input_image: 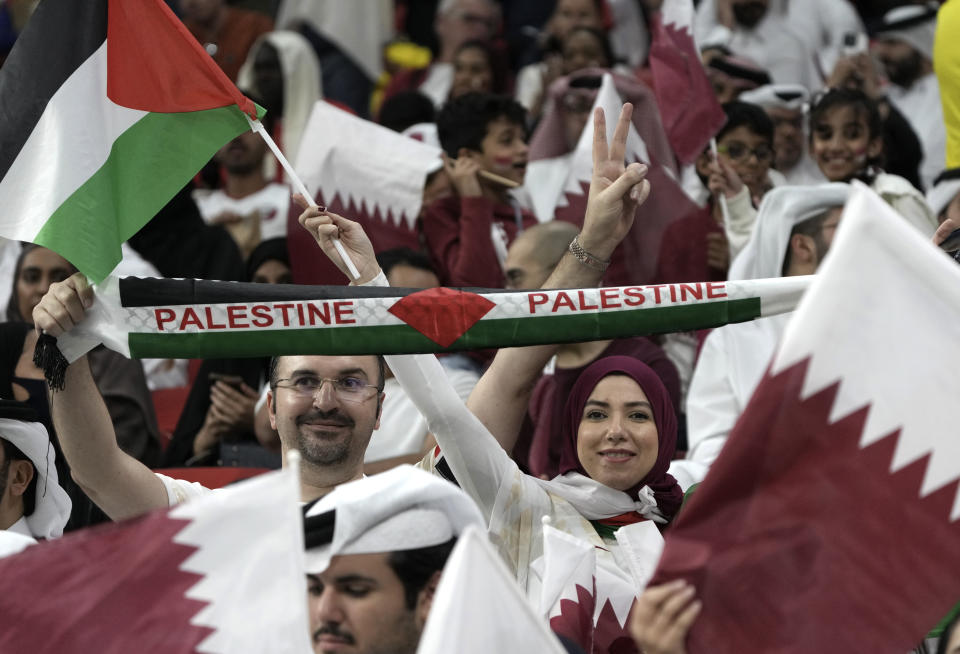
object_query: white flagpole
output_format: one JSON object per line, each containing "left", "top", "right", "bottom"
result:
{"left": 246, "top": 115, "right": 362, "bottom": 280}
{"left": 709, "top": 137, "right": 732, "bottom": 228}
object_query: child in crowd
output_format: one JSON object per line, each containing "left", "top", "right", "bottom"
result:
{"left": 422, "top": 92, "right": 537, "bottom": 288}
{"left": 808, "top": 87, "right": 937, "bottom": 234}
{"left": 448, "top": 39, "right": 509, "bottom": 101}
{"left": 656, "top": 101, "right": 777, "bottom": 283}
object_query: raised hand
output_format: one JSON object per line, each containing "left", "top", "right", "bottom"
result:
{"left": 442, "top": 153, "right": 483, "bottom": 198}
{"left": 32, "top": 272, "right": 94, "bottom": 336}
{"left": 294, "top": 194, "right": 381, "bottom": 284}
{"left": 210, "top": 380, "right": 259, "bottom": 431}
{"left": 707, "top": 156, "right": 744, "bottom": 200}
{"left": 580, "top": 103, "right": 651, "bottom": 261}
{"left": 630, "top": 580, "right": 702, "bottom": 654}
{"left": 705, "top": 231, "right": 731, "bottom": 272}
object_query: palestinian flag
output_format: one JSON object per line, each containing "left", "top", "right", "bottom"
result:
{"left": 0, "top": 0, "right": 259, "bottom": 282}
{"left": 651, "top": 183, "right": 960, "bottom": 652}
{"left": 47, "top": 275, "right": 809, "bottom": 369}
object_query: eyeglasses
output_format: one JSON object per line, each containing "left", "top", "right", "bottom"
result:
{"left": 275, "top": 376, "right": 381, "bottom": 403}
{"left": 717, "top": 141, "right": 773, "bottom": 163}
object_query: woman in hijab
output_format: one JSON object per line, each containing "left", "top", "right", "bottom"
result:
{"left": 2, "top": 245, "right": 161, "bottom": 529}
{"left": 388, "top": 348, "right": 680, "bottom": 654}
{"left": 389, "top": 332, "right": 681, "bottom": 653}
{"left": 303, "top": 101, "right": 671, "bottom": 653}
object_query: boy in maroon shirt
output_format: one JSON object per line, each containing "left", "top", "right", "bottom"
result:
{"left": 423, "top": 93, "right": 538, "bottom": 288}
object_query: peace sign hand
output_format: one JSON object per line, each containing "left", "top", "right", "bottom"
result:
{"left": 579, "top": 103, "right": 651, "bottom": 260}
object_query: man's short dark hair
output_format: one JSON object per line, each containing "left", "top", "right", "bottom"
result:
{"left": 375, "top": 248, "right": 436, "bottom": 280}
{"left": 387, "top": 537, "right": 457, "bottom": 609}
{"left": 780, "top": 207, "right": 837, "bottom": 275}
{"left": 378, "top": 91, "right": 436, "bottom": 133}
{"left": 436, "top": 92, "right": 527, "bottom": 158}
{"left": 0, "top": 439, "right": 36, "bottom": 516}
{"left": 717, "top": 100, "right": 775, "bottom": 145}
{"left": 268, "top": 355, "right": 387, "bottom": 393}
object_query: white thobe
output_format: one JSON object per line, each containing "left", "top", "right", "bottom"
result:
{"left": 887, "top": 74, "right": 948, "bottom": 190}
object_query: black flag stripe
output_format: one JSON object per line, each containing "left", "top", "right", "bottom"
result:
{"left": 0, "top": 0, "right": 108, "bottom": 178}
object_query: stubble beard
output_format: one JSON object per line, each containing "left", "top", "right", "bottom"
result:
{"left": 364, "top": 610, "right": 421, "bottom": 654}
{"left": 294, "top": 409, "right": 356, "bottom": 467}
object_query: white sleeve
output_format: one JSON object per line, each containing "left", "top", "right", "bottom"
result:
{"left": 723, "top": 186, "right": 758, "bottom": 261}
{"left": 361, "top": 270, "right": 517, "bottom": 518}
{"left": 385, "top": 353, "right": 517, "bottom": 521}
{"left": 684, "top": 329, "right": 740, "bottom": 469}
{"left": 155, "top": 473, "right": 215, "bottom": 506}
{"left": 443, "top": 366, "right": 479, "bottom": 403}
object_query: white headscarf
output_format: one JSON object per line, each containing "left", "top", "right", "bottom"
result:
{"left": 274, "top": 0, "right": 393, "bottom": 82}
{"left": 729, "top": 183, "right": 851, "bottom": 280}
{"left": 875, "top": 3, "right": 938, "bottom": 61}
{"left": 237, "top": 30, "right": 323, "bottom": 172}
{"left": 738, "top": 84, "right": 809, "bottom": 112}
{"left": 303, "top": 465, "right": 483, "bottom": 574}
{"left": 0, "top": 418, "right": 71, "bottom": 539}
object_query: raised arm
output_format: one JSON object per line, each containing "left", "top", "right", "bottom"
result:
{"left": 294, "top": 197, "right": 519, "bottom": 513}
{"left": 34, "top": 275, "right": 168, "bottom": 521}
{"left": 466, "top": 104, "right": 652, "bottom": 452}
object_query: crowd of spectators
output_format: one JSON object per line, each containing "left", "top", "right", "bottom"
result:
{"left": 1, "top": 0, "right": 958, "bottom": 652}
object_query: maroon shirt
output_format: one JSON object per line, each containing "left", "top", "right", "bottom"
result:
{"left": 653, "top": 203, "right": 727, "bottom": 284}
{"left": 420, "top": 195, "right": 537, "bottom": 288}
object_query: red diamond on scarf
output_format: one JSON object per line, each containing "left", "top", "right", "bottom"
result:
{"left": 388, "top": 287, "right": 496, "bottom": 347}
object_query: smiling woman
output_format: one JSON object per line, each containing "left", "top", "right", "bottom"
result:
{"left": 563, "top": 357, "right": 681, "bottom": 514}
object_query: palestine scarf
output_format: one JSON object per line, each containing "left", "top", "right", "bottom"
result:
{"left": 35, "top": 274, "right": 811, "bottom": 388}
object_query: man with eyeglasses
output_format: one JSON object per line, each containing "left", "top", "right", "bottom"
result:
{"left": 34, "top": 291, "right": 390, "bottom": 518}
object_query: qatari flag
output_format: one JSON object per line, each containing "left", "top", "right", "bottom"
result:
{"left": 287, "top": 101, "right": 441, "bottom": 284}
{"left": 652, "top": 182, "right": 960, "bottom": 652}
{"left": 0, "top": 466, "right": 310, "bottom": 653}
{"left": 648, "top": 0, "right": 725, "bottom": 164}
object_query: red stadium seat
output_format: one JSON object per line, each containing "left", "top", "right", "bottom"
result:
{"left": 152, "top": 467, "right": 269, "bottom": 489}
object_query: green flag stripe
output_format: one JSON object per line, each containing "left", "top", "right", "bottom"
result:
{"left": 128, "top": 297, "right": 762, "bottom": 359}
{"left": 34, "top": 104, "right": 253, "bottom": 282}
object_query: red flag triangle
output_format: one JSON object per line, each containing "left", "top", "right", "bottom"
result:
{"left": 106, "top": 0, "right": 254, "bottom": 116}
{"left": 388, "top": 287, "right": 496, "bottom": 347}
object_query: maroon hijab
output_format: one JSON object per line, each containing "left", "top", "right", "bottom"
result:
{"left": 557, "top": 355, "right": 684, "bottom": 520}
